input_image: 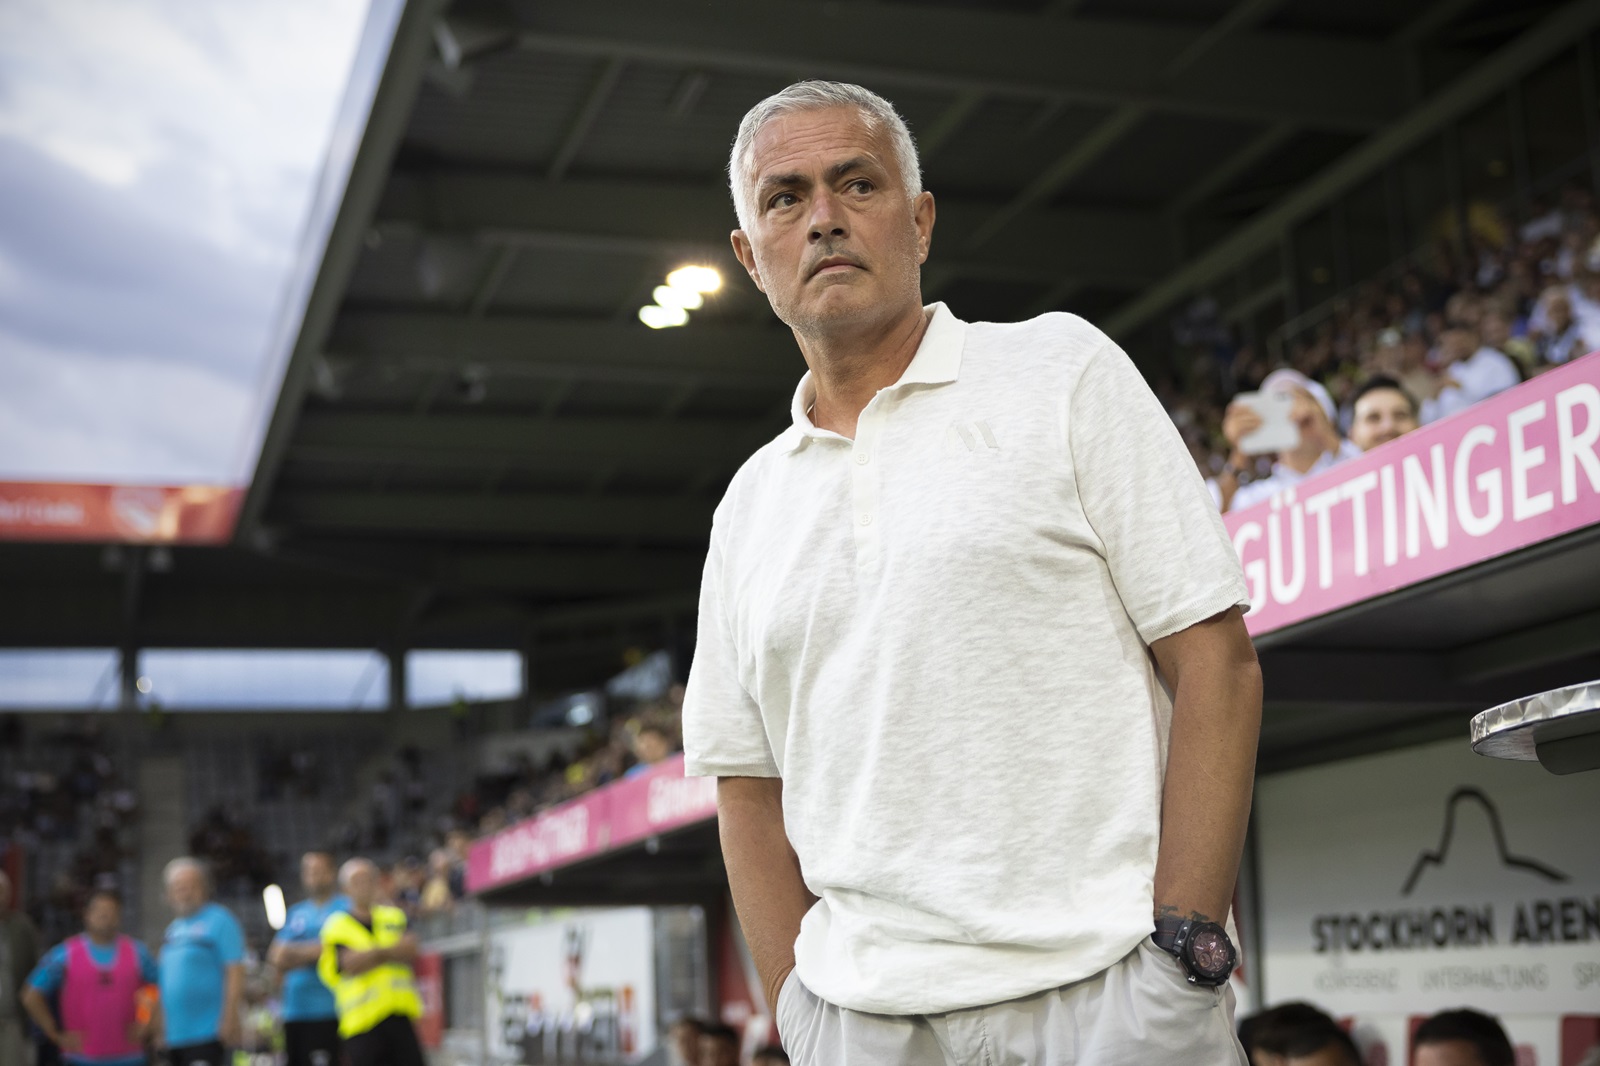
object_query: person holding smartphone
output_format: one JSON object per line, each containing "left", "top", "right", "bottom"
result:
{"left": 1216, "top": 369, "right": 1357, "bottom": 512}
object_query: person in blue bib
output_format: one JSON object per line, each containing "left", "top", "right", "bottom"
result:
{"left": 267, "top": 852, "right": 347, "bottom": 1066}
{"left": 155, "top": 859, "right": 244, "bottom": 1066}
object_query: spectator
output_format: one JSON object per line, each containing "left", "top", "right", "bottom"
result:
{"left": 1222, "top": 369, "right": 1357, "bottom": 511}
{"left": 1413, "top": 1009, "right": 1514, "bottom": 1066}
{"left": 156, "top": 858, "right": 245, "bottom": 1066}
{"left": 697, "top": 1024, "right": 740, "bottom": 1066}
{"left": 417, "top": 852, "right": 454, "bottom": 916}
{"left": 661, "top": 1016, "right": 706, "bottom": 1066}
{"left": 1, "top": 871, "right": 41, "bottom": 1066}
{"left": 266, "top": 852, "right": 347, "bottom": 1066}
{"left": 752, "top": 1047, "right": 790, "bottom": 1066}
{"left": 21, "top": 890, "right": 158, "bottom": 1066}
{"left": 624, "top": 725, "right": 676, "bottom": 779}
{"left": 1239, "top": 1001, "right": 1360, "bottom": 1066}
{"left": 1347, "top": 376, "right": 1420, "bottom": 452}
{"left": 1531, "top": 286, "right": 1588, "bottom": 365}
{"left": 1419, "top": 326, "right": 1521, "bottom": 424}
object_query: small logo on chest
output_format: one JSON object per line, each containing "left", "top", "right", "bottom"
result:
{"left": 944, "top": 419, "right": 1000, "bottom": 454}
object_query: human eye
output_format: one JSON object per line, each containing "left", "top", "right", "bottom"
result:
{"left": 766, "top": 191, "right": 798, "bottom": 210}
{"left": 847, "top": 178, "right": 874, "bottom": 194}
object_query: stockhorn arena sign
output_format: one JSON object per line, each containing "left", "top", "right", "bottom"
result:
{"left": 1257, "top": 736, "right": 1600, "bottom": 1053}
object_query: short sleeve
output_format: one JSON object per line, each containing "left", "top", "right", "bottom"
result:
{"left": 1068, "top": 342, "right": 1249, "bottom": 645}
{"left": 137, "top": 942, "right": 160, "bottom": 983}
{"left": 681, "top": 526, "right": 779, "bottom": 778}
{"left": 26, "top": 944, "right": 68, "bottom": 994}
{"left": 214, "top": 907, "right": 246, "bottom": 964}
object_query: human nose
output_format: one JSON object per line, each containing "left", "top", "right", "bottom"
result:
{"left": 808, "top": 187, "right": 846, "bottom": 243}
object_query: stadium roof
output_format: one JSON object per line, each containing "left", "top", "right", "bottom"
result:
{"left": 6, "top": 0, "right": 1598, "bottom": 711}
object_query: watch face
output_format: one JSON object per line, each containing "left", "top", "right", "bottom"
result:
{"left": 1188, "top": 925, "right": 1234, "bottom": 978}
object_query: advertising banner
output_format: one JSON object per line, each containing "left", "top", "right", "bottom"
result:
{"left": 468, "top": 755, "right": 717, "bottom": 894}
{"left": 0, "top": 481, "right": 242, "bottom": 543}
{"left": 414, "top": 951, "right": 445, "bottom": 1048}
{"left": 487, "top": 908, "right": 656, "bottom": 1064}
{"left": 1257, "top": 738, "right": 1600, "bottom": 1064}
{"left": 1225, "top": 353, "right": 1600, "bottom": 637}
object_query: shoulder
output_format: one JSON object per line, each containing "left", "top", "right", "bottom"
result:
{"left": 207, "top": 903, "right": 244, "bottom": 932}
{"left": 963, "top": 311, "right": 1115, "bottom": 380}
{"left": 709, "top": 430, "right": 800, "bottom": 537}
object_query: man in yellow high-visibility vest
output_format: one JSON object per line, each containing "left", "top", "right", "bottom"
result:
{"left": 317, "top": 860, "right": 424, "bottom": 1066}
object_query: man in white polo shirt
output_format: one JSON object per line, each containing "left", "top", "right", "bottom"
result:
{"left": 683, "top": 80, "right": 1261, "bottom": 1065}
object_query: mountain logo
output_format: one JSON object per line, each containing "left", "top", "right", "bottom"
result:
{"left": 1400, "top": 787, "right": 1569, "bottom": 897}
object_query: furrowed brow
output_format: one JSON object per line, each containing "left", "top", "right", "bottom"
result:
{"left": 756, "top": 172, "right": 807, "bottom": 199}
{"left": 826, "top": 157, "right": 876, "bottom": 182}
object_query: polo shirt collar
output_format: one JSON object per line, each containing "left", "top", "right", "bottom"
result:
{"left": 781, "top": 303, "right": 965, "bottom": 453}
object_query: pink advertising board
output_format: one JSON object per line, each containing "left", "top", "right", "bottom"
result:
{"left": 467, "top": 753, "right": 717, "bottom": 894}
{"left": 1225, "top": 352, "right": 1600, "bottom": 637}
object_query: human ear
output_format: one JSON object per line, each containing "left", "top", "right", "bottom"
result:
{"left": 730, "top": 229, "right": 766, "bottom": 294}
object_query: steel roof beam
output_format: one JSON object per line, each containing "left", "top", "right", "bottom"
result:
{"left": 289, "top": 412, "right": 779, "bottom": 468}
{"left": 502, "top": 0, "right": 1399, "bottom": 130}
{"left": 326, "top": 313, "right": 805, "bottom": 389}
{"left": 1101, "top": 0, "right": 1600, "bottom": 339}
{"left": 273, "top": 489, "right": 716, "bottom": 542}
{"left": 377, "top": 173, "right": 1171, "bottom": 287}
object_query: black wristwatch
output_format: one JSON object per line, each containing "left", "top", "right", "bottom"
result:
{"left": 1151, "top": 916, "right": 1236, "bottom": 987}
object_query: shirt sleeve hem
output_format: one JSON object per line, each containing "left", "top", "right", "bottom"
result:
{"left": 683, "top": 756, "right": 780, "bottom": 779}
{"left": 1137, "top": 584, "right": 1251, "bottom": 646}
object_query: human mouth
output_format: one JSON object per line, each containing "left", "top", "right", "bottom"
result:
{"left": 810, "top": 255, "right": 863, "bottom": 278}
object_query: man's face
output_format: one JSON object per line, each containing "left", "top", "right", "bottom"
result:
{"left": 698, "top": 1036, "right": 739, "bottom": 1066}
{"left": 343, "top": 862, "right": 378, "bottom": 908}
{"left": 1415, "top": 1039, "right": 1490, "bottom": 1066}
{"left": 302, "top": 853, "right": 336, "bottom": 896}
{"left": 1547, "top": 295, "right": 1572, "bottom": 329}
{"left": 166, "top": 867, "right": 206, "bottom": 916}
{"left": 732, "top": 106, "right": 933, "bottom": 337}
{"left": 1351, "top": 387, "right": 1418, "bottom": 451}
{"left": 1480, "top": 312, "right": 1511, "bottom": 347}
{"left": 84, "top": 896, "right": 121, "bottom": 939}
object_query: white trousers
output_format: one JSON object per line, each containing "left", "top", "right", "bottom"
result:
{"left": 775, "top": 939, "right": 1249, "bottom": 1066}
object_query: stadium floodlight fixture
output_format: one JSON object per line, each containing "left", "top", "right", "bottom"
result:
{"left": 666, "top": 265, "right": 721, "bottom": 294}
{"left": 135, "top": 676, "right": 152, "bottom": 694}
{"left": 652, "top": 284, "right": 704, "bottom": 311}
{"left": 639, "top": 304, "right": 689, "bottom": 329}
{"left": 263, "top": 884, "right": 287, "bottom": 930}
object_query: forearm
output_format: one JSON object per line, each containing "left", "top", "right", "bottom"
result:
{"left": 387, "top": 935, "right": 419, "bottom": 965}
{"left": 270, "top": 941, "right": 322, "bottom": 969}
{"left": 1151, "top": 610, "right": 1263, "bottom": 924}
{"left": 21, "top": 988, "right": 61, "bottom": 1042}
{"left": 223, "top": 964, "right": 244, "bottom": 1018}
{"left": 717, "top": 776, "right": 817, "bottom": 1012}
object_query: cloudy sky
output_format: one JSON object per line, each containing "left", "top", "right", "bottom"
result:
{"left": 0, "top": 0, "right": 391, "bottom": 486}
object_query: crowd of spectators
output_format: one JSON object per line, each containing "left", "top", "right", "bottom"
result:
{"left": 325, "top": 685, "right": 688, "bottom": 920}
{"left": 1236, "top": 1001, "right": 1564, "bottom": 1066}
{"left": 1156, "top": 184, "right": 1600, "bottom": 512}
{"left": 0, "top": 716, "right": 140, "bottom": 944}
{"left": 187, "top": 804, "right": 277, "bottom": 895}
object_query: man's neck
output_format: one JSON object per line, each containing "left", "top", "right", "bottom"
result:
{"left": 796, "top": 301, "right": 930, "bottom": 439}
{"left": 309, "top": 890, "right": 334, "bottom": 906}
{"left": 86, "top": 931, "right": 116, "bottom": 946}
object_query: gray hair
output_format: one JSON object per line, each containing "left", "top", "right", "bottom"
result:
{"left": 728, "top": 80, "right": 922, "bottom": 230}
{"left": 163, "top": 857, "right": 211, "bottom": 892}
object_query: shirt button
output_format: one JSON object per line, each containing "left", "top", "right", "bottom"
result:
{"left": 855, "top": 452, "right": 870, "bottom": 465}
{"left": 859, "top": 513, "right": 873, "bottom": 526}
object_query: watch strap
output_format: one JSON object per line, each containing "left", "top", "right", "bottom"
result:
{"left": 1150, "top": 915, "right": 1185, "bottom": 956}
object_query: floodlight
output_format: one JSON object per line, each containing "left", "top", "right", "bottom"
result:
{"left": 263, "top": 884, "right": 287, "bottom": 930}
{"left": 639, "top": 304, "right": 689, "bottom": 329}
{"left": 666, "top": 265, "right": 721, "bottom": 294}
{"left": 653, "top": 285, "right": 703, "bottom": 311}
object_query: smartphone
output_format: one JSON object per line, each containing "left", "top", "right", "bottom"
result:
{"left": 1234, "top": 390, "right": 1299, "bottom": 455}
